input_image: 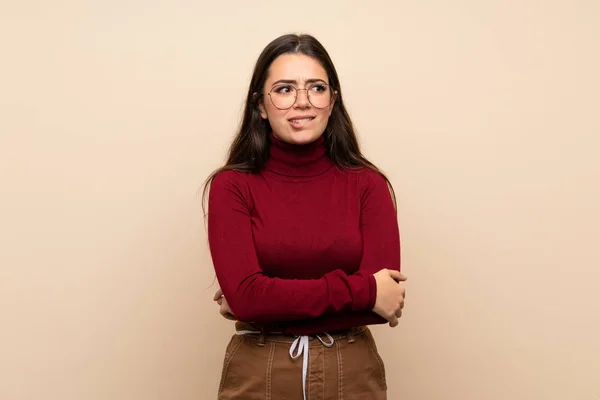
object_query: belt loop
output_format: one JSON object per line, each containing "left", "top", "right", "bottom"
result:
{"left": 347, "top": 328, "right": 355, "bottom": 344}
{"left": 257, "top": 327, "right": 266, "bottom": 347}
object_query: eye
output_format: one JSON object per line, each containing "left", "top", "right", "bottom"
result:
{"left": 273, "top": 85, "right": 294, "bottom": 94}
{"left": 310, "top": 84, "right": 328, "bottom": 92}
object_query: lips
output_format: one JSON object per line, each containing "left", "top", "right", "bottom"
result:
{"left": 288, "top": 116, "right": 315, "bottom": 122}
{"left": 288, "top": 116, "right": 315, "bottom": 128}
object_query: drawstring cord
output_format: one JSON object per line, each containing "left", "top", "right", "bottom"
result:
{"left": 289, "top": 334, "right": 335, "bottom": 400}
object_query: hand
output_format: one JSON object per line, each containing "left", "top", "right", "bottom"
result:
{"left": 213, "top": 288, "right": 237, "bottom": 321}
{"left": 372, "top": 269, "right": 407, "bottom": 327}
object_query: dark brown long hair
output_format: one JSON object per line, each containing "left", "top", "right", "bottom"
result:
{"left": 201, "top": 33, "right": 396, "bottom": 213}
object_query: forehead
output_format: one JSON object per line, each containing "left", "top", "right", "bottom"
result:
{"left": 266, "top": 53, "right": 329, "bottom": 84}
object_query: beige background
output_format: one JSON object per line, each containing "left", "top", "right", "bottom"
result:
{"left": 1, "top": 1, "right": 599, "bottom": 399}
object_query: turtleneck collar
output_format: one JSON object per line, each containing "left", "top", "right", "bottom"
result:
{"left": 265, "top": 132, "right": 334, "bottom": 177}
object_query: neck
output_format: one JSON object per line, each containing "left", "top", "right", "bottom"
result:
{"left": 265, "top": 132, "right": 333, "bottom": 177}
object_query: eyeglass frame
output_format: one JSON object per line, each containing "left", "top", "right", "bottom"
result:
{"left": 254, "top": 83, "right": 339, "bottom": 110}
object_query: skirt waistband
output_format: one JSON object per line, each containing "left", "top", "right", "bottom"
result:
{"left": 234, "top": 321, "right": 366, "bottom": 346}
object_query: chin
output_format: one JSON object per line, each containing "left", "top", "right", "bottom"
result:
{"left": 281, "top": 130, "right": 323, "bottom": 145}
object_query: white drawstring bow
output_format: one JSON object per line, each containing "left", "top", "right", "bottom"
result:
{"left": 289, "top": 333, "right": 335, "bottom": 400}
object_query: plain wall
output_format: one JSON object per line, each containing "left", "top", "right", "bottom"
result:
{"left": 1, "top": 1, "right": 599, "bottom": 399}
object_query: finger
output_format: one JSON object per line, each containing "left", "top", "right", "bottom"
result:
{"left": 220, "top": 305, "right": 236, "bottom": 320}
{"left": 388, "top": 315, "right": 399, "bottom": 327}
{"left": 223, "top": 312, "right": 237, "bottom": 321}
{"left": 220, "top": 309, "right": 233, "bottom": 320}
{"left": 213, "top": 288, "right": 223, "bottom": 301}
{"left": 220, "top": 305, "right": 229, "bottom": 316}
{"left": 220, "top": 301, "right": 231, "bottom": 312}
{"left": 395, "top": 307, "right": 403, "bottom": 318}
{"left": 387, "top": 270, "right": 407, "bottom": 282}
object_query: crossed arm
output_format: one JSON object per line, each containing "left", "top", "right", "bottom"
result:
{"left": 207, "top": 169, "right": 404, "bottom": 328}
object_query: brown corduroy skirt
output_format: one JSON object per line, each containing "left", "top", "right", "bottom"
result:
{"left": 217, "top": 323, "right": 387, "bottom": 400}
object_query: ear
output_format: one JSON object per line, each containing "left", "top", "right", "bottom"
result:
{"left": 254, "top": 92, "right": 268, "bottom": 119}
{"left": 328, "top": 90, "right": 338, "bottom": 117}
{"left": 258, "top": 101, "right": 268, "bottom": 119}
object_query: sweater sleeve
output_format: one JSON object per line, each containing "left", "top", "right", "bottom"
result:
{"left": 207, "top": 171, "right": 376, "bottom": 323}
{"left": 353, "top": 168, "right": 402, "bottom": 309}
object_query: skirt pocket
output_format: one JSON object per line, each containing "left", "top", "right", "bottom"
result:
{"left": 218, "top": 335, "right": 244, "bottom": 395}
{"left": 363, "top": 328, "right": 388, "bottom": 392}
{"left": 338, "top": 328, "right": 388, "bottom": 398}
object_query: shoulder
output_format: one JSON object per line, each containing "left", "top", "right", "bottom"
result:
{"left": 344, "top": 166, "right": 389, "bottom": 191}
{"left": 209, "top": 170, "right": 253, "bottom": 201}
{"left": 211, "top": 169, "right": 246, "bottom": 187}
{"left": 342, "top": 166, "right": 394, "bottom": 207}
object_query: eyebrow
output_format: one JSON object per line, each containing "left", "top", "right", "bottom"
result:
{"left": 270, "top": 78, "right": 327, "bottom": 87}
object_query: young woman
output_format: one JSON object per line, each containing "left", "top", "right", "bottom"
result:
{"left": 203, "top": 33, "right": 406, "bottom": 400}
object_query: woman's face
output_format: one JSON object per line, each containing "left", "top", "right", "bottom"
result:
{"left": 258, "top": 53, "right": 336, "bottom": 145}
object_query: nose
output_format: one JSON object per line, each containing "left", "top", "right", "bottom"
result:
{"left": 294, "top": 88, "right": 310, "bottom": 108}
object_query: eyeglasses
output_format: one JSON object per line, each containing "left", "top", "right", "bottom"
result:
{"left": 264, "top": 83, "right": 338, "bottom": 110}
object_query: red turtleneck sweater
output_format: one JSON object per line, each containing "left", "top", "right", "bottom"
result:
{"left": 207, "top": 133, "right": 401, "bottom": 335}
